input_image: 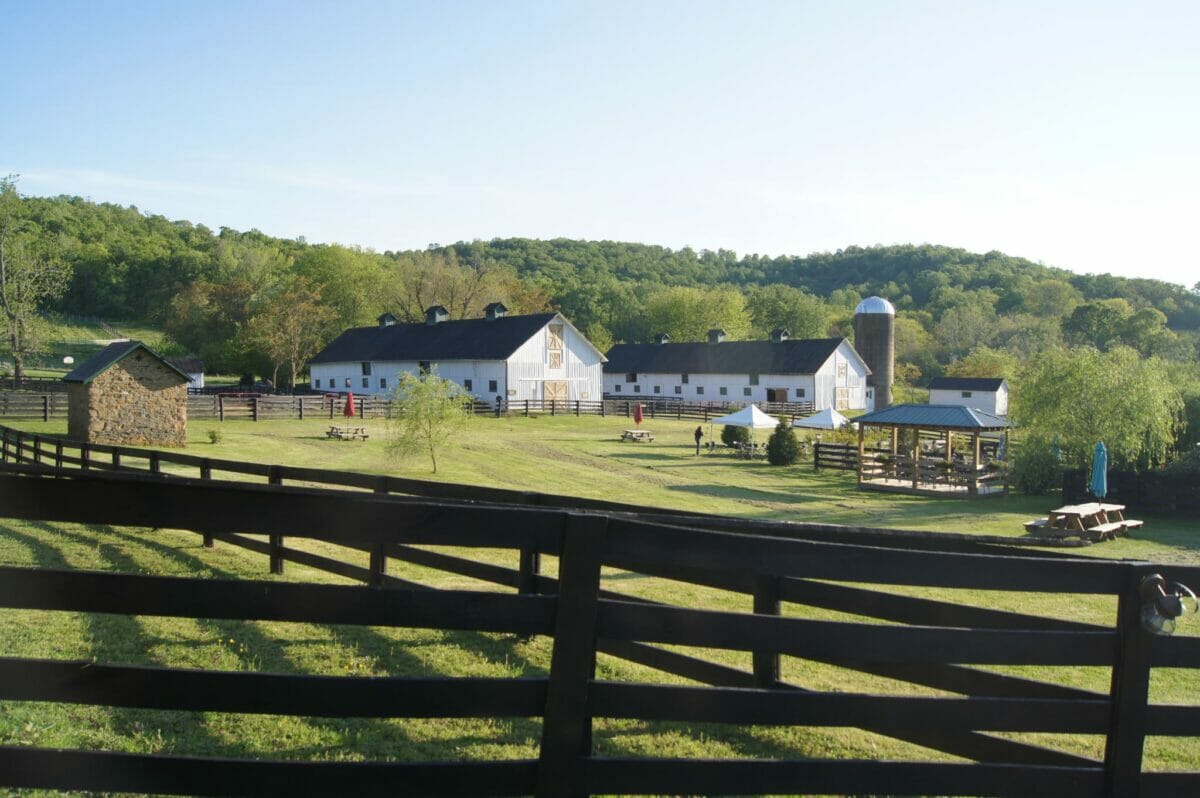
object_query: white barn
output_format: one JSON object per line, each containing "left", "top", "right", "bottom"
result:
{"left": 308, "top": 304, "right": 606, "bottom": 404}
{"left": 603, "top": 329, "right": 872, "bottom": 411}
{"left": 927, "top": 377, "right": 1009, "bottom": 416}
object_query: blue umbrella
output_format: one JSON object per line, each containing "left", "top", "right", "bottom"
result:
{"left": 1090, "top": 441, "right": 1108, "bottom": 499}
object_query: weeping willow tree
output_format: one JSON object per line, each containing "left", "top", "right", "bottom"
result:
{"left": 1009, "top": 346, "right": 1182, "bottom": 490}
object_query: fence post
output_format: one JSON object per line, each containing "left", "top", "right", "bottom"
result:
{"left": 329, "top": 396, "right": 334, "bottom": 420}
{"left": 299, "top": 397, "right": 305, "bottom": 420}
{"left": 252, "top": 396, "right": 259, "bottom": 422}
{"left": 218, "top": 395, "right": 225, "bottom": 422}
{"left": 200, "top": 458, "right": 214, "bottom": 547}
{"left": 32, "top": 436, "right": 41, "bottom": 464}
{"left": 525, "top": 400, "right": 530, "bottom": 417}
{"left": 814, "top": 442, "right": 821, "bottom": 471}
{"left": 753, "top": 576, "right": 782, "bottom": 688}
{"left": 536, "top": 513, "right": 607, "bottom": 797}
{"left": 1, "top": 428, "right": 7, "bottom": 463}
{"left": 54, "top": 441, "right": 63, "bottom": 470}
{"left": 14, "top": 430, "right": 22, "bottom": 463}
{"left": 360, "top": 398, "right": 366, "bottom": 419}
{"left": 268, "top": 466, "right": 284, "bottom": 574}
{"left": 149, "top": 451, "right": 160, "bottom": 475}
{"left": 625, "top": 401, "right": 630, "bottom": 418}
{"left": 575, "top": 400, "right": 580, "bottom": 417}
{"left": 42, "top": 395, "right": 49, "bottom": 422}
{"left": 600, "top": 400, "right": 605, "bottom": 418}
{"left": 551, "top": 400, "right": 556, "bottom": 416}
{"left": 1104, "top": 565, "right": 1156, "bottom": 797}
{"left": 111, "top": 450, "right": 121, "bottom": 470}
{"left": 518, "top": 547, "right": 542, "bottom": 596}
{"left": 650, "top": 403, "right": 655, "bottom": 419}
{"left": 495, "top": 397, "right": 502, "bottom": 418}
{"left": 80, "top": 443, "right": 89, "bottom": 470}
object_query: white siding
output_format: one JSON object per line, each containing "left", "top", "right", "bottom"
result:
{"left": 929, "top": 385, "right": 1007, "bottom": 416}
{"left": 506, "top": 317, "right": 604, "bottom": 402}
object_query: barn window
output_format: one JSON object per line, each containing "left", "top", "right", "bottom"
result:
{"left": 653, "top": 385, "right": 660, "bottom": 394}
{"left": 312, "top": 377, "right": 319, "bottom": 388}
{"left": 361, "top": 362, "right": 372, "bottom": 376}
{"left": 696, "top": 386, "right": 705, "bottom": 395}
{"left": 681, "top": 373, "right": 689, "bottom": 384}
{"left": 549, "top": 351, "right": 563, "bottom": 369}
{"left": 674, "top": 385, "right": 682, "bottom": 394}
{"left": 464, "top": 379, "right": 473, "bottom": 391}
{"left": 749, "top": 373, "right": 759, "bottom": 385}
{"left": 329, "top": 378, "right": 335, "bottom": 388}
{"left": 743, "top": 387, "right": 752, "bottom": 397}
{"left": 962, "top": 391, "right": 973, "bottom": 398}
{"left": 488, "top": 380, "right": 497, "bottom": 392}
{"left": 796, "top": 388, "right": 806, "bottom": 398}
{"left": 380, "top": 378, "right": 387, "bottom": 389}
{"left": 614, "top": 384, "right": 621, "bottom": 392}
{"left": 634, "top": 385, "right": 641, "bottom": 393}
{"left": 625, "top": 372, "right": 637, "bottom": 382}
{"left": 720, "top": 387, "right": 727, "bottom": 396}
{"left": 362, "top": 377, "right": 369, "bottom": 389}
{"left": 344, "top": 378, "right": 351, "bottom": 388}
{"left": 838, "top": 363, "right": 848, "bottom": 380}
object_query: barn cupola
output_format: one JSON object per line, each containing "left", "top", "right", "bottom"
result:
{"left": 377, "top": 312, "right": 398, "bottom": 328}
{"left": 707, "top": 329, "right": 726, "bottom": 344}
{"left": 770, "top": 328, "right": 790, "bottom": 343}
{"left": 425, "top": 305, "right": 449, "bottom": 325}
{"left": 655, "top": 333, "right": 670, "bottom": 345}
{"left": 483, "top": 302, "right": 508, "bottom": 321}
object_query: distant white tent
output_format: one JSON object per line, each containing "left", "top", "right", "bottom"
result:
{"left": 792, "top": 408, "right": 856, "bottom": 430}
{"left": 710, "top": 404, "right": 780, "bottom": 429}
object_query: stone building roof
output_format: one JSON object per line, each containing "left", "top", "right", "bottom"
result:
{"left": 63, "top": 341, "right": 191, "bottom": 384}
{"left": 927, "top": 377, "right": 1006, "bottom": 391}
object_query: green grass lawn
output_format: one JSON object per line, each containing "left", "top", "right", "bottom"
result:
{"left": 2, "top": 414, "right": 1199, "bottom": 785}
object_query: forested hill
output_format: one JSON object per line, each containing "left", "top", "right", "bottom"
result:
{"left": 8, "top": 192, "right": 1200, "bottom": 379}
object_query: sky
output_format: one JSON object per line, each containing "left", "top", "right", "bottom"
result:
{"left": 2, "top": 1, "right": 1198, "bottom": 287}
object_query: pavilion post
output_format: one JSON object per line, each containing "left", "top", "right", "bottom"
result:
{"left": 944, "top": 429, "right": 952, "bottom": 463}
{"left": 912, "top": 426, "right": 921, "bottom": 490}
{"left": 970, "top": 432, "right": 982, "bottom": 495}
{"left": 1003, "top": 428, "right": 1011, "bottom": 493}
{"left": 890, "top": 427, "right": 898, "bottom": 456}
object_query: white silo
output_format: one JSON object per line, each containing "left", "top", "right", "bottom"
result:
{"left": 853, "top": 296, "right": 895, "bottom": 410}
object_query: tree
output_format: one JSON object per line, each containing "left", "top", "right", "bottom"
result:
{"left": 745, "top": 285, "right": 828, "bottom": 339}
{"left": 945, "top": 346, "right": 1018, "bottom": 380}
{"left": 766, "top": 417, "right": 800, "bottom": 465}
{"left": 1010, "top": 346, "right": 1182, "bottom": 482}
{"left": 642, "top": 285, "right": 750, "bottom": 342}
{"left": 386, "top": 371, "right": 473, "bottom": 473}
{"left": 0, "top": 177, "right": 71, "bottom": 384}
{"left": 246, "top": 277, "right": 336, "bottom": 389}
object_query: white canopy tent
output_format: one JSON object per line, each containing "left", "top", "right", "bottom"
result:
{"left": 792, "top": 407, "right": 856, "bottom": 431}
{"left": 710, "top": 404, "right": 780, "bottom": 429}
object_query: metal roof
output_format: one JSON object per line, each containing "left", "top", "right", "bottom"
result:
{"left": 604, "top": 337, "right": 869, "bottom": 376}
{"left": 310, "top": 312, "right": 606, "bottom": 364}
{"left": 928, "top": 377, "right": 1006, "bottom": 391}
{"left": 854, "top": 296, "right": 896, "bottom": 316}
{"left": 63, "top": 341, "right": 192, "bottom": 385}
{"left": 855, "top": 403, "right": 1012, "bottom": 430}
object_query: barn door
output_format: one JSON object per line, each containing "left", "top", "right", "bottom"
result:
{"left": 544, "top": 381, "right": 568, "bottom": 402}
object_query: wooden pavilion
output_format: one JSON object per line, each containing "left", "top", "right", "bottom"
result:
{"left": 853, "top": 403, "right": 1012, "bottom": 497}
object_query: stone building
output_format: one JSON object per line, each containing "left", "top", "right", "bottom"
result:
{"left": 63, "top": 341, "right": 190, "bottom": 446}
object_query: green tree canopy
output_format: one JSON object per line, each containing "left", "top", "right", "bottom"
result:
{"left": 386, "top": 371, "right": 474, "bottom": 473}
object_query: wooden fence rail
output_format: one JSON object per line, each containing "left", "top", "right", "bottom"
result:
{"left": 0, "top": 431, "right": 1197, "bottom": 795}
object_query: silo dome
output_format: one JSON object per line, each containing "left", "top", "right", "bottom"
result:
{"left": 854, "top": 296, "right": 896, "bottom": 316}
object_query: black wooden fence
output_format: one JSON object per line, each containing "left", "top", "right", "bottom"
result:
{"left": 0, "top": 429, "right": 1198, "bottom": 795}
{"left": 1063, "top": 468, "right": 1200, "bottom": 518}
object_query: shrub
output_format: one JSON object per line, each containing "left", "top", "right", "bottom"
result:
{"left": 1011, "top": 438, "right": 1060, "bottom": 494}
{"left": 207, "top": 429, "right": 222, "bottom": 445}
{"left": 767, "top": 418, "right": 800, "bottom": 466}
{"left": 721, "top": 425, "right": 751, "bottom": 447}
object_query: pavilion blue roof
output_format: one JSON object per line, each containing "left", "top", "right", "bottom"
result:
{"left": 855, "top": 403, "right": 1011, "bottom": 430}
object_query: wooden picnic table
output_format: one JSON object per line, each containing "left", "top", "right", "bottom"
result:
{"left": 1028, "top": 502, "right": 1141, "bottom": 541}
{"left": 327, "top": 425, "right": 369, "bottom": 440}
{"left": 620, "top": 429, "right": 654, "bottom": 442}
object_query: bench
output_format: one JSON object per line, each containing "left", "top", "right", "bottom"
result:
{"left": 1121, "top": 519, "right": 1144, "bottom": 535}
{"left": 1085, "top": 521, "right": 1125, "bottom": 541}
{"left": 327, "top": 425, "right": 369, "bottom": 441}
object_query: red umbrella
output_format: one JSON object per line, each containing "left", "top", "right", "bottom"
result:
{"left": 633, "top": 403, "right": 644, "bottom": 426}
{"left": 343, "top": 391, "right": 357, "bottom": 418}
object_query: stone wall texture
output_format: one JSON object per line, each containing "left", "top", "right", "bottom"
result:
{"left": 67, "top": 353, "right": 188, "bottom": 447}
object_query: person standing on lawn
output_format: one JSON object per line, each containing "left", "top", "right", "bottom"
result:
{"left": 694, "top": 425, "right": 704, "bottom": 455}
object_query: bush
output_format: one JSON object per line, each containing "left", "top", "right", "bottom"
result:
{"left": 767, "top": 419, "right": 800, "bottom": 466}
{"left": 721, "top": 425, "right": 751, "bottom": 447}
{"left": 207, "top": 429, "right": 222, "bottom": 445}
{"left": 1011, "top": 439, "right": 1060, "bottom": 494}
{"left": 1165, "top": 446, "right": 1200, "bottom": 478}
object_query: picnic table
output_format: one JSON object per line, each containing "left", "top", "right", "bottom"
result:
{"left": 1025, "top": 502, "right": 1143, "bottom": 541}
{"left": 327, "top": 425, "right": 369, "bottom": 441}
{"left": 620, "top": 429, "right": 654, "bottom": 442}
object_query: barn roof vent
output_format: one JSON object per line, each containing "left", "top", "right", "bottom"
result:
{"left": 770, "top": 328, "right": 790, "bottom": 342}
{"left": 483, "top": 302, "right": 508, "bottom": 321}
{"left": 707, "top": 329, "right": 726, "bottom": 344}
{"left": 425, "top": 305, "right": 449, "bottom": 325}
{"left": 378, "top": 312, "right": 398, "bottom": 328}
{"left": 655, "top": 333, "right": 670, "bottom": 345}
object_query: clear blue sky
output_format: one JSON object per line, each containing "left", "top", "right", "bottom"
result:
{"left": 3, "top": 1, "right": 1197, "bottom": 286}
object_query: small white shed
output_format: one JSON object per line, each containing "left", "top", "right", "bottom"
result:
{"left": 927, "top": 377, "right": 1008, "bottom": 416}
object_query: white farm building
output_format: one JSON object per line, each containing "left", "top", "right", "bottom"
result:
{"left": 308, "top": 304, "right": 606, "bottom": 404}
{"left": 603, "top": 329, "right": 872, "bottom": 411}
{"left": 927, "top": 377, "right": 1009, "bottom": 416}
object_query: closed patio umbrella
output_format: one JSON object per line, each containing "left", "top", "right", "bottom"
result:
{"left": 1090, "top": 441, "right": 1108, "bottom": 499}
{"left": 633, "top": 403, "right": 643, "bottom": 426}
{"left": 344, "top": 391, "right": 357, "bottom": 418}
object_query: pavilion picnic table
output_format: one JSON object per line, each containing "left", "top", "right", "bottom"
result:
{"left": 1025, "top": 502, "right": 1143, "bottom": 541}
{"left": 620, "top": 429, "right": 654, "bottom": 442}
{"left": 327, "top": 425, "right": 369, "bottom": 440}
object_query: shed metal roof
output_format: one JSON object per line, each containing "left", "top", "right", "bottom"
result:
{"left": 855, "top": 403, "right": 1012, "bottom": 430}
{"left": 928, "top": 377, "right": 1006, "bottom": 391}
{"left": 603, "top": 338, "right": 866, "bottom": 376}
{"left": 62, "top": 341, "right": 192, "bottom": 385}
{"left": 309, "top": 312, "right": 604, "bottom": 364}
